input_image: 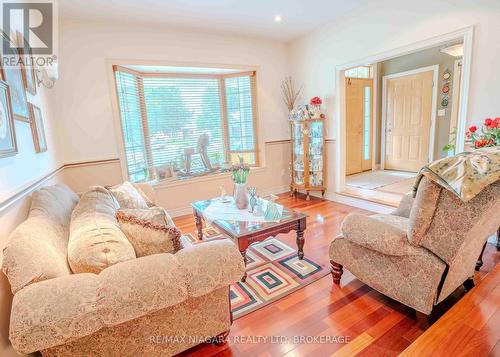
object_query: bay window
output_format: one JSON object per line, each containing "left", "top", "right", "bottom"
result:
{"left": 113, "top": 65, "right": 258, "bottom": 182}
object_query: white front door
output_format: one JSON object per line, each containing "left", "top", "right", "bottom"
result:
{"left": 384, "top": 69, "right": 434, "bottom": 172}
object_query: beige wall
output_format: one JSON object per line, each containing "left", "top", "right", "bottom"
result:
{"left": 289, "top": 0, "right": 500, "bottom": 194}
{"left": 55, "top": 19, "right": 291, "bottom": 164}
{"left": 60, "top": 142, "right": 291, "bottom": 215}
{"left": 53, "top": 18, "right": 295, "bottom": 212}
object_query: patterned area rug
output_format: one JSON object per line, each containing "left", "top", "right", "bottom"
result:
{"left": 183, "top": 228, "right": 330, "bottom": 319}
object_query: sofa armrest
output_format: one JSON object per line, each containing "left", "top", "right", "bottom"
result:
{"left": 176, "top": 239, "right": 245, "bottom": 297}
{"left": 341, "top": 214, "right": 414, "bottom": 256}
{"left": 98, "top": 253, "right": 187, "bottom": 325}
{"left": 9, "top": 273, "right": 102, "bottom": 354}
{"left": 9, "top": 254, "right": 188, "bottom": 354}
{"left": 391, "top": 193, "right": 414, "bottom": 218}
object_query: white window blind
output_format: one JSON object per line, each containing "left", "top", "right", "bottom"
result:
{"left": 142, "top": 77, "right": 224, "bottom": 169}
{"left": 114, "top": 66, "right": 258, "bottom": 182}
{"left": 225, "top": 75, "right": 257, "bottom": 164}
{"left": 115, "top": 71, "right": 148, "bottom": 182}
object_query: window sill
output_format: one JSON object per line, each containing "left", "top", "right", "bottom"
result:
{"left": 150, "top": 166, "right": 266, "bottom": 191}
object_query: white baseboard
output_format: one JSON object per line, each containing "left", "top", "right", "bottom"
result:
{"left": 168, "top": 185, "right": 290, "bottom": 218}
{"left": 325, "top": 192, "right": 394, "bottom": 214}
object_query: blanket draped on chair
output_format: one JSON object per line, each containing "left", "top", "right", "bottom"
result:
{"left": 413, "top": 147, "right": 500, "bottom": 202}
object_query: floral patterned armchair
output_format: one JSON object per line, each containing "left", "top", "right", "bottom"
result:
{"left": 329, "top": 176, "right": 500, "bottom": 326}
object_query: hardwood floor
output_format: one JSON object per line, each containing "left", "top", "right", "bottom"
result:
{"left": 400, "top": 264, "right": 500, "bottom": 356}
{"left": 173, "top": 193, "right": 500, "bottom": 357}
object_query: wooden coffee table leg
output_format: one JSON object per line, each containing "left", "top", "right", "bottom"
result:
{"left": 296, "top": 217, "right": 306, "bottom": 260}
{"left": 296, "top": 229, "right": 305, "bottom": 260}
{"left": 194, "top": 210, "right": 203, "bottom": 240}
{"left": 241, "top": 250, "right": 248, "bottom": 282}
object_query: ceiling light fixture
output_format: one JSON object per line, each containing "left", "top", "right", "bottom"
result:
{"left": 274, "top": 14, "right": 282, "bottom": 23}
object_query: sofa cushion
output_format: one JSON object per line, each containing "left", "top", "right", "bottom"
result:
{"left": 108, "top": 181, "right": 149, "bottom": 209}
{"left": 341, "top": 213, "right": 413, "bottom": 256}
{"left": 2, "top": 184, "right": 78, "bottom": 293}
{"left": 68, "top": 186, "right": 136, "bottom": 274}
{"left": 116, "top": 208, "right": 181, "bottom": 257}
{"left": 29, "top": 184, "right": 80, "bottom": 225}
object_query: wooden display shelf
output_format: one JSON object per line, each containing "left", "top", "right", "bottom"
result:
{"left": 290, "top": 118, "right": 326, "bottom": 200}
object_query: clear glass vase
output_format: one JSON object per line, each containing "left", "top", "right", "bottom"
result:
{"left": 233, "top": 183, "right": 249, "bottom": 209}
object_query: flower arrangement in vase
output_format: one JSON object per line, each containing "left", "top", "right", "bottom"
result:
{"left": 309, "top": 96, "right": 325, "bottom": 119}
{"left": 466, "top": 117, "right": 500, "bottom": 149}
{"left": 231, "top": 158, "right": 250, "bottom": 209}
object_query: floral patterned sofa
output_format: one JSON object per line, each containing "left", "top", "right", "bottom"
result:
{"left": 2, "top": 184, "right": 245, "bottom": 356}
{"left": 330, "top": 176, "right": 500, "bottom": 325}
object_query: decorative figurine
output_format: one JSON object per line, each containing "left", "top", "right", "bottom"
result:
{"left": 248, "top": 187, "right": 257, "bottom": 212}
{"left": 254, "top": 197, "right": 264, "bottom": 216}
{"left": 264, "top": 194, "right": 281, "bottom": 221}
{"left": 183, "top": 133, "right": 214, "bottom": 175}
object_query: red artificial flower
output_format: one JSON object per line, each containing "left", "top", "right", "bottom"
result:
{"left": 310, "top": 96, "right": 322, "bottom": 106}
{"left": 485, "top": 118, "right": 493, "bottom": 127}
{"left": 490, "top": 120, "right": 498, "bottom": 128}
{"left": 488, "top": 139, "right": 494, "bottom": 145}
{"left": 495, "top": 117, "right": 500, "bottom": 123}
{"left": 469, "top": 125, "right": 477, "bottom": 133}
{"left": 475, "top": 139, "right": 486, "bottom": 148}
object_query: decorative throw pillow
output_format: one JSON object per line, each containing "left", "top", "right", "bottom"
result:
{"left": 116, "top": 207, "right": 181, "bottom": 257}
{"left": 108, "top": 181, "right": 149, "bottom": 209}
{"left": 133, "top": 183, "right": 155, "bottom": 207}
{"left": 68, "top": 186, "right": 136, "bottom": 274}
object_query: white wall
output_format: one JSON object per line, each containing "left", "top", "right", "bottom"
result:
{"left": 289, "top": 0, "right": 500, "bottom": 136}
{"left": 0, "top": 16, "right": 62, "bottom": 204}
{"left": 56, "top": 19, "right": 291, "bottom": 165}
{"left": 289, "top": 0, "right": 500, "bottom": 193}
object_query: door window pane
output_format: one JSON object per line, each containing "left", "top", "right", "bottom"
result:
{"left": 363, "top": 86, "right": 371, "bottom": 160}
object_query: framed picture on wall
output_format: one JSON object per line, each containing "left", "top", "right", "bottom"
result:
{"left": 0, "top": 31, "right": 30, "bottom": 122}
{"left": 29, "top": 103, "right": 47, "bottom": 153}
{"left": 0, "top": 80, "right": 18, "bottom": 158}
{"left": 16, "top": 31, "right": 37, "bottom": 96}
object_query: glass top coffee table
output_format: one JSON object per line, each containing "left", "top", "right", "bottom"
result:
{"left": 192, "top": 198, "right": 307, "bottom": 281}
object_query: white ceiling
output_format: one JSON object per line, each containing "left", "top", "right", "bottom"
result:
{"left": 59, "top": 0, "right": 365, "bottom": 42}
